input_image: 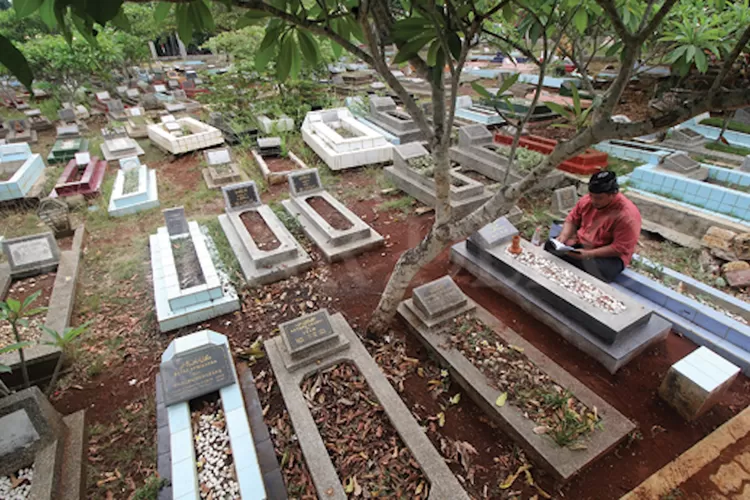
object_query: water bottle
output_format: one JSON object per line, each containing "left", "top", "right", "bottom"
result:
{"left": 531, "top": 226, "right": 543, "bottom": 246}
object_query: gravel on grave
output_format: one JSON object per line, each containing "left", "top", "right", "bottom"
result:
{"left": 193, "top": 400, "right": 240, "bottom": 499}
{"left": 449, "top": 314, "right": 601, "bottom": 447}
{"left": 508, "top": 247, "right": 627, "bottom": 314}
{"left": 0, "top": 467, "right": 33, "bottom": 500}
{"left": 302, "top": 363, "right": 430, "bottom": 498}
{"left": 0, "top": 275, "right": 52, "bottom": 347}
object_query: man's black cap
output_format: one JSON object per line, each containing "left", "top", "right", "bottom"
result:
{"left": 589, "top": 170, "right": 619, "bottom": 194}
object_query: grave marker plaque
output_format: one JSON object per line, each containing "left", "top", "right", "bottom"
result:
{"left": 38, "top": 198, "right": 73, "bottom": 238}
{"left": 289, "top": 169, "right": 323, "bottom": 197}
{"left": 468, "top": 216, "right": 519, "bottom": 250}
{"left": 1, "top": 232, "right": 61, "bottom": 278}
{"left": 160, "top": 344, "right": 234, "bottom": 406}
{"left": 163, "top": 207, "right": 190, "bottom": 237}
{"left": 551, "top": 185, "right": 579, "bottom": 216}
{"left": 206, "top": 148, "right": 231, "bottom": 165}
{"left": 222, "top": 181, "right": 260, "bottom": 211}
{"left": 280, "top": 309, "right": 337, "bottom": 359}
{"left": 412, "top": 276, "right": 467, "bottom": 319}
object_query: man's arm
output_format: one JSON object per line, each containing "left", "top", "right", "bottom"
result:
{"left": 569, "top": 244, "right": 620, "bottom": 260}
{"left": 557, "top": 220, "right": 578, "bottom": 245}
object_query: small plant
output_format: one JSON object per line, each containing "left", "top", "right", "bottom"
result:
{"left": 0, "top": 290, "right": 47, "bottom": 389}
{"left": 41, "top": 321, "right": 91, "bottom": 396}
{"left": 0, "top": 341, "right": 32, "bottom": 397}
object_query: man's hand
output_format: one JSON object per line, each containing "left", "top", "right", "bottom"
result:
{"left": 567, "top": 249, "right": 591, "bottom": 260}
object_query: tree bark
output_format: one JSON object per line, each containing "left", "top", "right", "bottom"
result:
{"left": 45, "top": 353, "right": 64, "bottom": 397}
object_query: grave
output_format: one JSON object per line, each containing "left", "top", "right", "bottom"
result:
{"left": 208, "top": 112, "right": 258, "bottom": 146}
{"left": 141, "top": 93, "right": 160, "bottom": 110}
{"left": 0, "top": 143, "right": 45, "bottom": 202}
{"left": 155, "top": 331, "right": 273, "bottom": 499}
{"left": 55, "top": 124, "right": 81, "bottom": 140}
{"left": 366, "top": 96, "right": 425, "bottom": 143}
{"left": 123, "top": 88, "right": 140, "bottom": 106}
{"left": 50, "top": 152, "right": 106, "bottom": 199}
{"left": 659, "top": 347, "right": 740, "bottom": 420}
{"left": 219, "top": 181, "right": 312, "bottom": 285}
{"left": 0, "top": 387, "right": 86, "bottom": 500}
{"left": 265, "top": 310, "right": 470, "bottom": 498}
{"left": 451, "top": 217, "right": 672, "bottom": 373}
{"left": 595, "top": 139, "right": 675, "bottom": 165}
{"left": 450, "top": 125, "right": 564, "bottom": 190}
{"left": 23, "top": 109, "right": 53, "bottom": 131}
{"left": 106, "top": 99, "right": 127, "bottom": 121}
{"left": 551, "top": 185, "right": 579, "bottom": 218}
{"left": 658, "top": 152, "right": 709, "bottom": 180}
{"left": 741, "top": 155, "right": 750, "bottom": 172}
{"left": 124, "top": 107, "right": 151, "bottom": 138}
{"left": 57, "top": 107, "right": 77, "bottom": 125}
{"left": 202, "top": 147, "right": 245, "bottom": 188}
{"left": 108, "top": 156, "right": 160, "bottom": 217}
{"left": 147, "top": 117, "right": 224, "bottom": 155}
{"left": 397, "top": 276, "right": 636, "bottom": 482}
{"left": 47, "top": 137, "right": 89, "bottom": 165}
{"left": 37, "top": 198, "right": 74, "bottom": 238}
{"left": 735, "top": 107, "right": 750, "bottom": 125}
{"left": 6, "top": 120, "right": 38, "bottom": 145}
{"left": 1, "top": 232, "right": 60, "bottom": 278}
{"left": 0, "top": 121, "right": 7, "bottom": 140}
{"left": 454, "top": 96, "right": 507, "bottom": 126}
{"left": 662, "top": 127, "right": 707, "bottom": 149}
{"left": 302, "top": 108, "right": 393, "bottom": 170}
{"left": 149, "top": 208, "right": 240, "bottom": 331}
{"left": 172, "top": 88, "right": 202, "bottom": 112}
{"left": 385, "top": 141, "right": 496, "bottom": 220}
{"left": 494, "top": 133, "right": 609, "bottom": 175}
{"left": 282, "top": 169, "right": 384, "bottom": 262}
{"left": 100, "top": 136, "right": 145, "bottom": 162}
{"left": 257, "top": 113, "right": 294, "bottom": 134}
{"left": 252, "top": 145, "right": 308, "bottom": 186}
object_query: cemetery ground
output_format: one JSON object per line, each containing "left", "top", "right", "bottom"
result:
{"left": 2, "top": 110, "right": 750, "bottom": 500}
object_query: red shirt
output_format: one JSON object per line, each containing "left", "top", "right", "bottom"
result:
{"left": 565, "top": 193, "right": 642, "bottom": 266}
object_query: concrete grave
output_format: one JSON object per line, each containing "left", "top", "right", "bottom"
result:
{"left": 106, "top": 99, "right": 127, "bottom": 121}
{"left": 450, "top": 124, "right": 564, "bottom": 190}
{"left": 219, "top": 181, "right": 312, "bottom": 285}
{"left": 164, "top": 206, "right": 190, "bottom": 237}
{"left": 55, "top": 124, "right": 80, "bottom": 140}
{"left": 252, "top": 147, "right": 307, "bottom": 186}
{"left": 150, "top": 213, "right": 240, "bottom": 332}
{"left": 265, "top": 310, "right": 470, "bottom": 499}
{"left": 257, "top": 137, "right": 281, "bottom": 157}
{"left": 397, "top": 279, "right": 636, "bottom": 482}
{"left": 209, "top": 112, "right": 258, "bottom": 146}
{"left": 156, "top": 331, "right": 267, "bottom": 499}
{"left": 2, "top": 232, "right": 60, "bottom": 278}
{"left": 101, "top": 136, "right": 145, "bottom": 162}
{"left": 301, "top": 108, "right": 393, "bottom": 170}
{"left": 735, "top": 107, "right": 750, "bottom": 125}
{"left": 47, "top": 137, "right": 89, "bottom": 165}
{"left": 24, "top": 109, "right": 53, "bottom": 131}
{"left": 58, "top": 107, "right": 77, "bottom": 124}
{"left": 6, "top": 120, "right": 38, "bottom": 145}
{"left": 467, "top": 216, "right": 519, "bottom": 250}
{"left": 257, "top": 114, "right": 294, "bottom": 134}
{"left": 125, "top": 107, "right": 152, "bottom": 138}
{"left": 551, "top": 185, "right": 579, "bottom": 218}
{"left": 454, "top": 96, "right": 507, "bottom": 126}
{"left": 659, "top": 347, "right": 740, "bottom": 420}
{"left": 658, "top": 152, "right": 709, "bottom": 180}
{"left": 663, "top": 127, "right": 707, "bottom": 149}
{"left": 37, "top": 198, "right": 74, "bottom": 238}
{"left": 147, "top": 117, "right": 224, "bottom": 155}
{"left": 282, "top": 168, "right": 384, "bottom": 262}
{"left": 385, "top": 141, "right": 495, "bottom": 220}
{"left": 108, "top": 157, "right": 160, "bottom": 217}
{"left": 452, "top": 219, "right": 672, "bottom": 373}
{"left": 50, "top": 155, "right": 106, "bottom": 199}
{"left": 0, "top": 143, "right": 45, "bottom": 202}
{"left": 0, "top": 387, "right": 86, "bottom": 500}
{"left": 367, "top": 96, "right": 425, "bottom": 143}
{"left": 741, "top": 155, "right": 750, "bottom": 172}
{"left": 202, "top": 147, "right": 246, "bottom": 189}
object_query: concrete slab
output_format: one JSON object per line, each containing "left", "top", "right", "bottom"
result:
{"left": 265, "top": 312, "right": 470, "bottom": 500}
{"left": 398, "top": 297, "right": 636, "bottom": 482}
{"left": 451, "top": 241, "right": 672, "bottom": 373}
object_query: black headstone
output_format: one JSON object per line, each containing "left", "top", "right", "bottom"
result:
{"left": 222, "top": 181, "right": 260, "bottom": 211}
{"left": 280, "top": 310, "right": 337, "bottom": 359}
{"left": 160, "top": 344, "right": 235, "bottom": 406}
{"left": 163, "top": 207, "right": 190, "bottom": 237}
{"left": 289, "top": 170, "right": 322, "bottom": 197}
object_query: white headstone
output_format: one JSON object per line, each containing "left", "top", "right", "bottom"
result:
{"left": 75, "top": 152, "right": 91, "bottom": 166}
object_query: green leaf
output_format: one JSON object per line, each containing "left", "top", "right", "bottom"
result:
{"left": 71, "top": 14, "right": 98, "bottom": 47}
{"left": 545, "top": 101, "right": 572, "bottom": 118}
{"left": 38, "top": 0, "right": 56, "bottom": 29}
{"left": 255, "top": 44, "right": 275, "bottom": 72}
{"left": 14, "top": 0, "right": 44, "bottom": 18}
{"left": 0, "top": 341, "right": 31, "bottom": 355}
{"left": 88, "top": 0, "right": 124, "bottom": 25}
{"left": 154, "top": 2, "right": 172, "bottom": 24}
{"left": 496, "top": 392, "right": 508, "bottom": 407}
{"left": 694, "top": 49, "right": 708, "bottom": 73}
{"left": 573, "top": 9, "right": 588, "bottom": 34}
{"left": 686, "top": 45, "right": 696, "bottom": 63}
{"left": 176, "top": 5, "right": 193, "bottom": 47}
{"left": 289, "top": 44, "right": 301, "bottom": 79}
{"left": 471, "top": 82, "right": 493, "bottom": 100}
{"left": 427, "top": 40, "right": 440, "bottom": 66}
{"left": 447, "top": 33, "right": 461, "bottom": 60}
{"left": 437, "top": 411, "right": 445, "bottom": 427}
{"left": 194, "top": 0, "right": 215, "bottom": 32}
{"left": 393, "top": 34, "right": 435, "bottom": 64}
{"left": 237, "top": 9, "right": 272, "bottom": 28}
{"left": 331, "top": 41, "right": 342, "bottom": 59}
{"left": 110, "top": 10, "right": 131, "bottom": 32}
{"left": 449, "top": 393, "right": 461, "bottom": 405}
{"left": 571, "top": 84, "right": 581, "bottom": 116}
{"left": 496, "top": 73, "right": 520, "bottom": 96}
{"left": 6, "top": 298, "right": 21, "bottom": 314}
{"left": 259, "top": 25, "right": 283, "bottom": 52}
{"left": 297, "top": 30, "right": 319, "bottom": 65}
{"left": 605, "top": 41, "right": 622, "bottom": 58}
{"left": 277, "top": 35, "right": 294, "bottom": 81}
{"left": 391, "top": 17, "right": 431, "bottom": 43}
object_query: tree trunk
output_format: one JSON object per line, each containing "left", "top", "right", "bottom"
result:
{"left": 12, "top": 324, "right": 30, "bottom": 389}
{"left": 45, "top": 353, "right": 65, "bottom": 397}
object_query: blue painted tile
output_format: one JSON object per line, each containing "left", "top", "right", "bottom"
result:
{"left": 170, "top": 428, "right": 194, "bottom": 464}
{"left": 709, "top": 189, "right": 726, "bottom": 202}
{"left": 715, "top": 169, "right": 730, "bottom": 182}
{"left": 723, "top": 192, "right": 739, "bottom": 208}
{"left": 167, "top": 404, "right": 190, "bottom": 433}
{"left": 735, "top": 197, "right": 750, "bottom": 211}
{"left": 661, "top": 177, "right": 676, "bottom": 191}
{"left": 664, "top": 298, "right": 697, "bottom": 322}
{"left": 739, "top": 175, "right": 750, "bottom": 187}
{"left": 727, "top": 172, "right": 742, "bottom": 185}
{"left": 636, "top": 284, "right": 668, "bottom": 306}
{"left": 220, "top": 384, "right": 244, "bottom": 413}
{"left": 726, "top": 329, "right": 750, "bottom": 351}
{"left": 697, "top": 185, "right": 712, "bottom": 200}
{"left": 673, "top": 179, "right": 688, "bottom": 193}
{"left": 171, "top": 458, "right": 198, "bottom": 499}
{"left": 686, "top": 183, "right": 699, "bottom": 195}
{"left": 694, "top": 312, "right": 730, "bottom": 338}
{"left": 705, "top": 199, "right": 721, "bottom": 212}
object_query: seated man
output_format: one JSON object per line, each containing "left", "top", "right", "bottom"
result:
{"left": 544, "top": 171, "right": 641, "bottom": 283}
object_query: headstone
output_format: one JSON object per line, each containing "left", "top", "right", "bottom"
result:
{"left": 661, "top": 152, "right": 701, "bottom": 174}
{"left": 0, "top": 410, "right": 40, "bottom": 457}
{"left": 206, "top": 147, "right": 231, "bottom": 165}
{"left": 95, "top": 91, "right": 111, "bottom": 101}
{"left": 1, "top": 232, "right": 61, "bottom": 278}
{"left": 412, "top": 276, "right": 467, "bottom": 319}
{"left": 154, "top": 84, "right": 167, "bottom": 93}
{"left": 37, "top": 198, "right": 74, "bottom": 238}
{"left": 734, "top": 108, "right": 750, "bottom": 126}
{"left": 467, "top": 216, "right": 518, "bottom": 250}
{"left": 126, "top": 88, "right": 140, "bottom": 99}
{"left": 173, "top": 89, "right": 187, "bottom": 101}
{"left": 161, "top": 115, "right": 176, "bottom": 123}
{"left": 163, "top": 207, "right": 190, "bottom": 237}
{"left": 75, "top": 152, "right": 91, "bottom": 166}
{"left": 288, "top": 169, "right": 323, "bottom": 197}
{"left": 257, "top": 137, "right": 282, "bottom": 157}
{"left": 222, "top": 181, "right": 261, "bottom": 212}
{"left": 159, "top": 343, "right": 234, "bottom": 406}
{"left": 459, "top": 124, "right": 493, "bottom": 147}
{"left": 659, "top": 347, "right": 740, "bottom": 421}
{"left": 279, "top": 309, "right": 338, "bottom": 359}
{"left": 741, "top": 155, "right": 750, "bottom": 173}
{"left": 56, "top": 124, "right": 80, "bottom": 139}
{"left": 119, "top": 156, "right": 141, "bottom": 170}
{"left": 551, "top": 185, "right": 579, "bottom": 216}
{"left": 107, "top": 99, "right": 124, "bottom": 114}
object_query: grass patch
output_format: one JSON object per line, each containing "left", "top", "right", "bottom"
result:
{"left": 704, "top": 141, "right": 750, "bottom": 157}
{"left": 42, "top": 166, "right": 65, "bottom": 196}
{"left": 270, "top": 201, "right": 306, "bottom": 240}
{"left": 378, "top": 195, "right": 414, "bottom": 214}
{"left": 606, "top": 157, "right": 640, "bottom": 177}
{"left": 202, "top": 218, "right": 244, "bottom": 288}
{"left": 132, "top": 476, "right": 168, "bottom": 500}
{"left": 123, "top": 168, "right": 140, "bottom": 194}
{"left": 700, "top": 118, "right": 750, "bottom": 135}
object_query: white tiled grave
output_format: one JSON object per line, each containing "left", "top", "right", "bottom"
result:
{"left": 150, "top": 214, "right": 239, "bottom": 332}
{"left": 385, "top": 142, "right": 494, "bottom": 220}
{"left": 367, "top": 96, "right": 425, "bottom": 143}
{"left": 218, "top": 181, "right": 312, "bottom": 285}
{"left": 301, "top": 108, "right": 393, "bottom": 170}
{"left": 108, "top": 157, "right": 159, "bottom": 217}
{"left": 281, "top": 168, "right": 384, "bottom": 262}
{"left": 147, "top": 117, "right": 224, "bottom": 155}
{"left": 659, "top": 346, "right": 740, "bottom": 420}
{"left": 257, "top": 114, "right": 294, "bottom": 134}
{"left": 100, "top": 136, "right": 145, "bottom": 162}
{"left": 160, "top": 330, "right": 267, "bottom": 500}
